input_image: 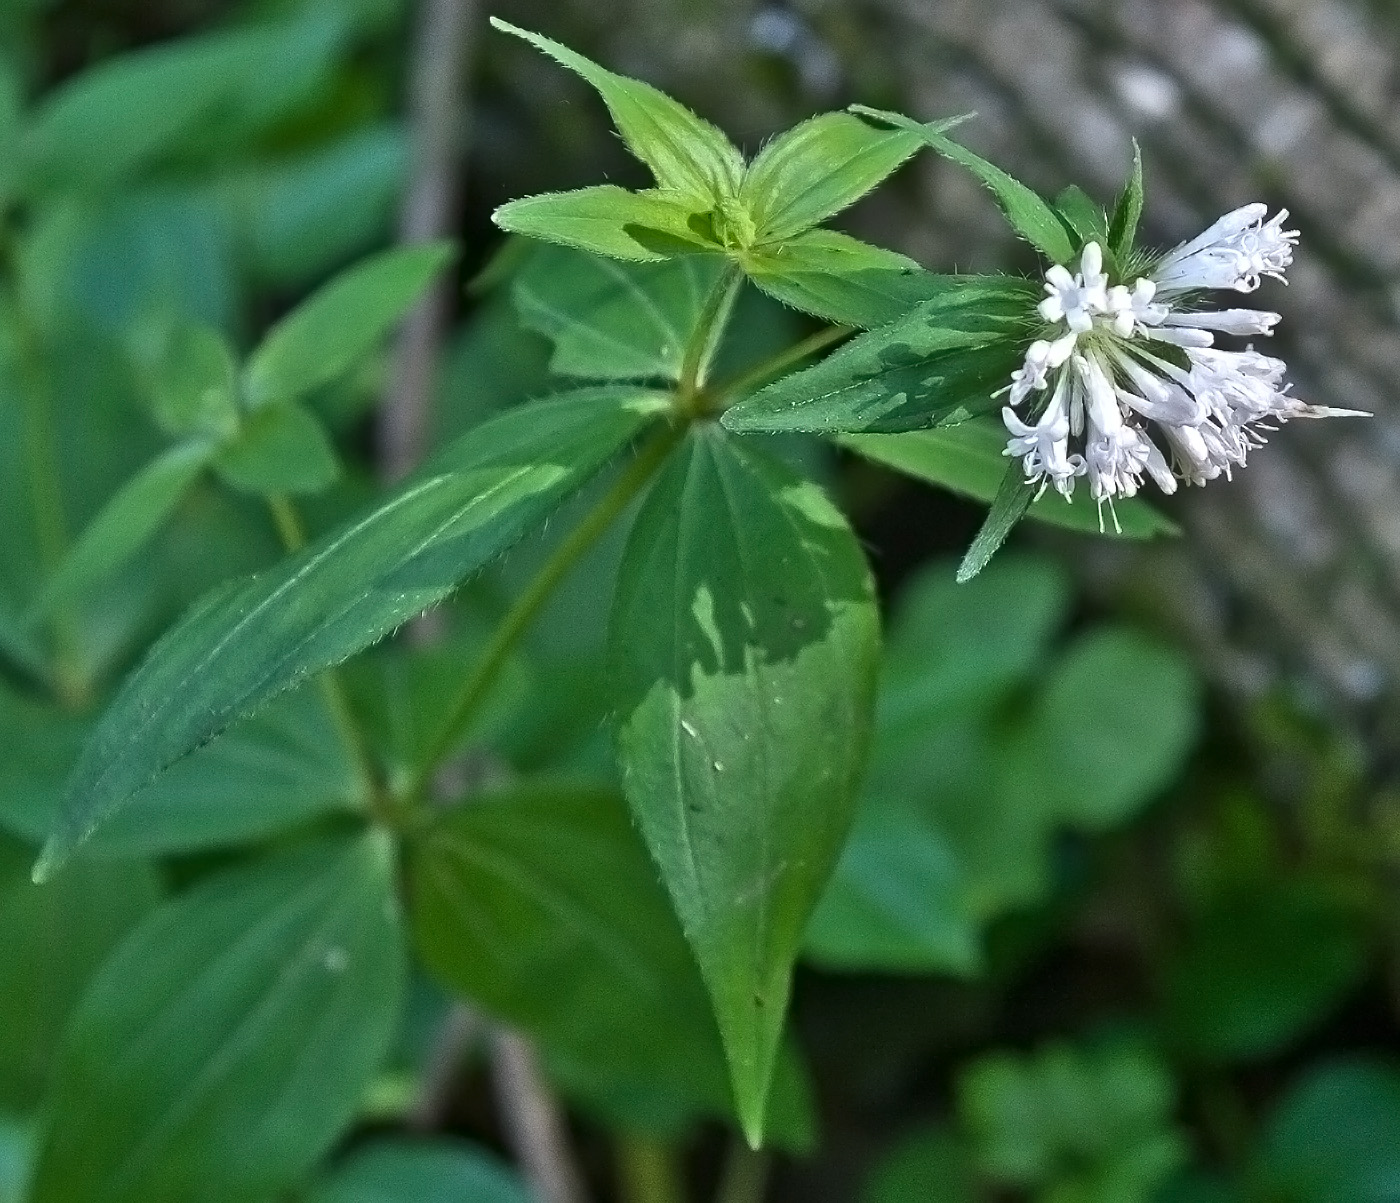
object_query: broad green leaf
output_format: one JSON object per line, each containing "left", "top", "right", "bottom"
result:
{"left": 956, "top": 463, "right": 1035, "bottom": 583}
{"left": 1165, "top": 881, "right": 1368, "bottom": 1063}
{"left": 30, "top": 440, "right": 213, "bottom": 620}
{"left": 22, "top": 13, "right": 347, "bottom": 192}
{"left": 214, "top": 403, "right": 340, "bottom": 496}
{"left": 722, "top": 278, "right": 1034, "bottom": 433}
{"left": 851, "top": 105, "right": 1077, "bottom": 264}
{"left": 493, "top": 186, "right": 721, "bottom": 264}
{"left": 244, "top": 242, "right": 455, "bottom": 409}
{"left": 411, "top": 784, "right": 813, "bottom": 1146}
{"left": 514, "top": 245, "right": 728, "bottom": 382}
{"left": 142, "top": 322, "right": 239, "bottom": 439}
{"left": 1257, "top": 1059, "right": 1400, "bottom": 1203}
{"left": 741, "top": 229, "right": 947, "bottom": 328}
{"left": 844, "top": 421, "right": 1178, "bottom": 539}
{"left": 741, "top": 112, "right": 939, "bottom": 242}
{"left": 0, "top": 683, "right": 360, "bottom": 857}
{"left": 492, "top": 19, "right": 744, "bottom": 205}
{"left": 1054, "top": 185, "right": 1108, "bottom": 246}
{"left": 30, "top": 834, "right": 405, "bottom": 1203}
{"left": 610, "top": 428, "right": 880, "bottom": 1143}
{"left": 1109, "top": 140, "right": 1145, "bottom": 263}
{"left": 309, "top": 1138, "right": 533, "bottom": 1203}
{"left": 863, "top": 1129, "right": 978, "bottom": 1203}
{"left": 0, "top": 836, "right": 161, "bottom": 1110}
{"left": 38, "top": 388, "right": 667, "bottom": 877}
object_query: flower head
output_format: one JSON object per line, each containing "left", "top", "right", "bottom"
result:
{"left": 1000, "top": 209, "right": 1363, "bottom": 529}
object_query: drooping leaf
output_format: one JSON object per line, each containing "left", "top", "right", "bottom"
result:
{"left": 493, "top": 186, "right": 721, "bottom": 264}
{"left": 1109, "top": 140, "right": 1146, "bottom": 263}
{"left": 741, "top": 229, "right": 946, "bottom": 328}
{"left": 410, "top": 784, "right": 813, "bottom": 1146}
{"left": 722, "top": 278, "right": 1034, "bottom": 434}
{"left": 29, "top": 834, "right": 406, "bottom": 1203}
{"left": 956, "top": 463, "right": 1035, "bottom": 583}
{"left": 0, "top": 836, "right": 161, "bottom": 1110}
{"left": 513, "top": 245, "right": 728, "bottom": 382}
{"left": 610, "top": 428, "right": 880, "bottom": 1143}
{"left": 214, "top": 403, "right": 340, "bottom": 496}
{"left": 30, "top": 440, "right": 214, "bottom": 620}
{"left": 491, "top": 19, "right": 744, "bottom": 205}
{"left": 851, "top": 105, "right": 1076, "bottom": 264}
{"left": 843, "top": 420, "right": 1178, "bottom": 539}
{"left": 741, "top": 112, "right": 945, "bottom": 242}
{"left": 308, "top": 1138, "right": 534, "bottom": 1203}
{"left": 243, "top": 242, "right": 455, "bottom": 409}
{"left": 38, "top": 388, "right": 667, "bottom": 877}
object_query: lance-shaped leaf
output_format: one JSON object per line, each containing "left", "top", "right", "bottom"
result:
{"left": 492, "top": 19, "right": 743, "bottom": 206}
{"left": 610, "top": 428, "right": 880, "bottom": 1145}
{"left": 957, "top": 463, "right": 1036, "bottom": 584}
{"left": 742, "top": 229, "right": 945, "bottom": 329}
{"left": 38, "top": 389, "right": 668, "bottom": 878}
{"left": 740, "top": 112, "right": 956, "bottom": 242}
{"left": 1109, "top": 140, "right": 1145, "bottom": 263}
{"left": 722, "top": 278, "right": 1035, "bottom": 434}
{"left": 243, "top": 241, "right": 455, "bottom": 409}
{"left": 494, "top": 186, "right": 721, "bottom": 264}
{"left": 29, "top": 834, "right": 405, "bottom": 1203}
{"left": 852, "top": 105, "right": 1076, "bottom": 264}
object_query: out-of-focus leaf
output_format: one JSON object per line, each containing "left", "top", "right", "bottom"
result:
{"left": 244, "top": 242, "right": 455, "bottom": 408}
{"left": 214, "top": 403, "right": 340, "bottom": 496}
{"left": 0, "top": 1116, "right": 33, "bottom": 1203}
{"left": 863, "top": 1128, "right": 978, "bottom": 1203}
{"left": 514, "top": 246, "right": 727, "bottom": 382}
{"left": 492, "top": 19, "right": 743, "bottom": 206}
{"left": 0, "top": 835, "right": 161, "bottom": 1110}
{"left": 141, "top": 321, "right": 239, "bottom": 439}
{"left": 29, "top": 834, "right": 405, "bottom": 1203}
{"left": 493, "top": 186, "right": 722, "bottom": 263}
{"left": 844, "top": 421, "right": 1178, "bottom": 539}
{"left": 610, "top": 428, "right": 879, "bottom": 1144}
{"left": 39, "top": 389, "right": 666, "bottom": 877}
{"left": 308, "top": 1138, "right": 533, "bottom": 1203}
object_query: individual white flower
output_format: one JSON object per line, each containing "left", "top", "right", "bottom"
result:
{"left": 999, "top": 211, "right": 1364, "bottom": 529}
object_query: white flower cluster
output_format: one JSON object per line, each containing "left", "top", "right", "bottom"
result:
{"left": 1000, "top": 203, "right": 1361, "bottom": 526}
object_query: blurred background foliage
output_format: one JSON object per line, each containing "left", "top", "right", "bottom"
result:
{"left": 1, "top": 0, "right": 1399, "bottom": 1200}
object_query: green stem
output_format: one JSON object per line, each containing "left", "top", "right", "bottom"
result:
{"left": 714, "top": 1144, "right": 768, "bottom": 1203}
{"left": 710, "top": 324, "right": 851, "bottom": 410}
{"left": 617, "top": 1133, "right": 688, "bottom": 1203}
{"left": 266, "top": 494, "right": 393, "bottom": 823}
{"left": 677, "top": 262, "right": 743, "bottom": 408}
{"left": 407, "top": 419, "right": 685, "bottom": 798}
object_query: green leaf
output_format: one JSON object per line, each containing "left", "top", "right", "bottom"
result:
{"left": 142, "top": 321, "right": 239, "bottom": 439}
{"left": 863, "top": 1129, "right": 978, "bottom": 1203}
{"left": 1258, "top": 1059, "right": 1400, "bottom": 1203}
{"left": 309, "top": 1138, "right": 533, "bottom": 1203}
{"left": 30, "top": 440, "right": 214, "bottom": 620}
{"left": 843, "top": 421, "right": 1178, "bottom": 539}
{"left": 243, "top": 242, "right": 455, "bottom": 409}
{"left": 722, "top": 278, "right": 1035, "bottom": 434}
{"left": 514, "top": 245, "right": 728, "bottom": 382}
{"left": 1054, "top": 185, "right": 1108, "bottom": 246}
{"left": 29, "top": 834, "right": 406, "bottom": 1203}
{"left": 852, "top": 105, "right": 1077, "bottom": 263}
{"left": 741, "top": 112, "right": 943, "bottom": 241}
{"left": 610, "top": 428, "right": 880, "bottom": 1144}
{"left": 410, "top": 784, "right": 813, "bottom": 1146}
{"left": 0, "top": 836, "right": 161, "bottom": 1111}
{"left": 38, "top": 388, "right": 667, "bottom": 877}
{"left": 956, "top": 463, "right": 1035, "bottom": 583}
{"left": 491, "top": 18, "right": 743, "bottom": 205}
{"left": 741, "top": 229, "right": 946, "bottom": 328}
{"left": 493, "top": 186, "right": 721, "bottom": 264}
{"left": 214, "top": 403, "right": 340, "bottom": 496}
{"left": 1109, "top": 141, "right": 1145, "bottom": 263}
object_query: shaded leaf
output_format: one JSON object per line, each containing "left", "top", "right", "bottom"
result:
{"left": 863, "top": 1128, "right": 978, "bottom": 1203}
{"left": 1109, "top": 140, "right": 1145, "bottom": 263}
{"left": 309, "top": 1137, "right": 533, "bottom": 1203}
{"left": 493, "top": 186, "right": 721, "bottom": 264}
{"left": 142, "top": 321, "right": 239, "bottom": 439}
{"left": 214, "top": 403, "right": 340, "bottom": 496}
{"left": 956, "top": 462, "right": 1035, "bottom": 583}
{"left": 1054, "top": 184, "right": 1108, "bottom": 246}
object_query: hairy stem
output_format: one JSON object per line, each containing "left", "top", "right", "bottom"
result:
{"left": 677, "top": 262, "right": 743, "bottom": 408}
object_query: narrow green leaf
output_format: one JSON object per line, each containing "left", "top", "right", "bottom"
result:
{"left": 491, "top": 18, "right": 744, "bottom": 205}
{"left": 309, "top": 1138, "right": 533, "bottom": 1203}
{"left": 1109, "top": 140, "right": 1146, "bottom": 262}
{"left": 30, "top": 834, "right": 405, "bottom": 1203}
{"left": 30, "top": 441, "right": 213, "bottom": 621}
{"left": 410, "top": 784, "right": 812, "bottom": 1145}
{"left": 143, "top": 322, "right": 239, "bottom": 439}
{"left": 722, "top": 278, "right": 1034, "bottom": 434}
{"left": 956, "top": 461, "right": 1036, "bottom": 583}
{"left": 514, "top": 245, "right": 728, "bottom": 382}
{"left": 742, "top": 229, "right": 946, "bottom": 328}
{"left": 493, "top": 186, "right": 721, "bottom": 263}
{"left": 610, "top": 428, "right": 880, "bottom": 1144}
{"left": 843, "top": 421, "right": 1178, "bottom": 539}
{"left": 851, "top": 105, "right": 1076, "bottom": 263}
{"left": 38, "top": 389, "right": 667, "bottom": 877}
{"left": 214, "top": 403, "right": 340, "bottom": 496}
{"left": 1054, "top": 185, "right": 1107, "bottom": 245}
{"left": 244, "top": 241, "right": 455, "bottom": 408}
{"left": 741, "top": 112, "right": 945, "bottom": 242}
